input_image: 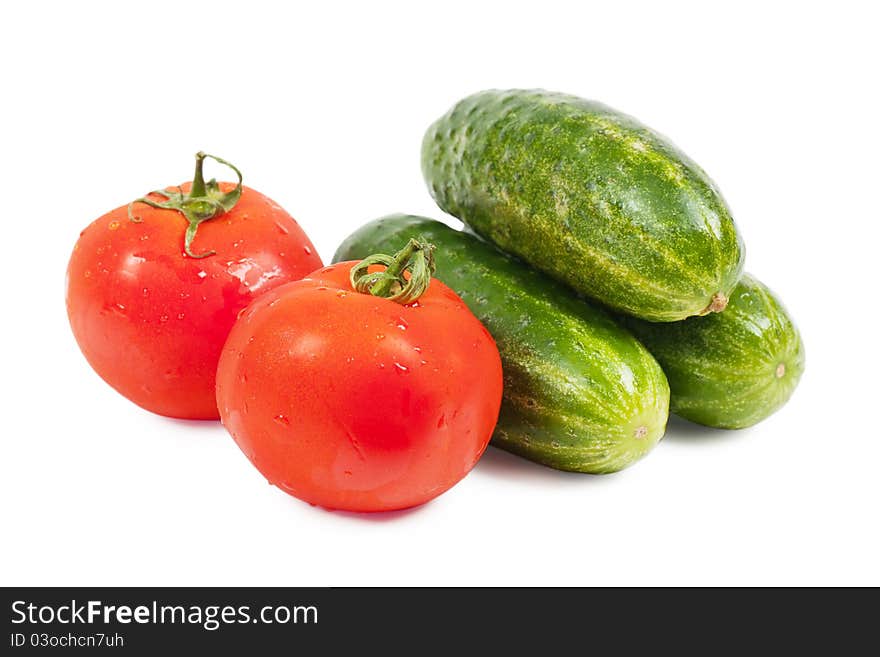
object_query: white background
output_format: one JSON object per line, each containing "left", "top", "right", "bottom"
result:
{"left": 2, "top": 1, "right": 878, "bottom": 586}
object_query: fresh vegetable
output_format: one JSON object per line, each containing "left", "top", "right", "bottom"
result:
{"left": 422, "top": 89, "right": 745, "bottom": 321}
{"left": 216, "top": 238, "right": 503, "bottom": 511}
{"left": 618, "top": 274, "right": 804, "bottom": 428}
{"left": 334, "top": 215, "right": 670, "bottom": 473}
{"left": 66, "top": 152, "right": 322, "bottom": 419}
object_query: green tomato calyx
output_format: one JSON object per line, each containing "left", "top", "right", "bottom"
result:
{"left": 350, "top": 237, "right": 436, "bottom": 304}
{"left": 127, "top": 151, "right": 243, "bottom": 259}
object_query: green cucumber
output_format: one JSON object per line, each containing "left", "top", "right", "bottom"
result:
{"left": 618, "top": 274, "right": 804, "bottom": 429}
{"left": 334, "top": 214, "right": 670, "bottom": 473}
{"left": 422, "top": 89, "right": 745, "bottom": 322}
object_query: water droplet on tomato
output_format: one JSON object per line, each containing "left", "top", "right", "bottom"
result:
{"left": 394, "top": 362, "right": 409, "bottom": 373}
{"left": 437, "top": 415, "right": 447, "bottom": 428}
{"left": 273, "top": 414, "right": 290, "bottom": 426}
{"left": 139, "top": 234, "right": 149, "bottom": 241}
{"left": 142, "top": 287, "right": 150, "bottom": 297}
{"left": 303, "top": 245, "right": 312, "bottom": 255}
{"left": 376, "top": 333, "right": 385, "bottom": 340}
{"left": 102, "top": 302, "right": 125, "bottom": 318}
{"left": 197, "top": 270, "right": 208, "bottom": 279}
{"left": 336, "top": 290, "right": 348, "bottom": 299}
{"left": 84, "top": 270, "right": 92, "bottom": 278}
{"left": 159, "top": 314, "right": 169, "bottom": 322}
{"left": 108, "top": 221, "right": 120, "bottom": 231}
{"left": 240, "top": 372, "right": 248, "bottom": 383}
{"left": 275, "top": 220, "right": 290, "bottom": 235}
{"left": 176, "top": 312, "right": 186, "bottom": 320}
{"left": 396, "top": 317, "right": 408, "bottom": 330}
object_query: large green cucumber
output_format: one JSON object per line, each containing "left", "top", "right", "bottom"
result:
{"left": 618, "top": 274, "right": 804, "bottom": 429}
{"left": 334, "top": 214, "right": 670, "bottom": 473}
{"left": 422, "top": 89, "right": 745, "bottom": 322}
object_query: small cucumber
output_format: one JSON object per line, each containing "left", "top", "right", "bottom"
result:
{"left": 334, "top": 214, "right": 670, "bottom": 473}
{"left": 618, "top": 274, "right": 804, "bottom": 429}
{"left": 422, "top": 89, "right": 745, "bottom": 321}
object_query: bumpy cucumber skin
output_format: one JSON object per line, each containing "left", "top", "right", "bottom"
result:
{"left": 422, "top": 89, "right": 745, "bottom": 322}
{"left": 334, "top": 214, "right": 670, "bottom": 473}
{"left": 619, "top": 274, "right": 804, "bottom": 429}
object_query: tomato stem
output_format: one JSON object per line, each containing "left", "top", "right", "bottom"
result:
{"left": 350, "top": 237, "right": 436, "bottom": 304}
{"left": 126, "top": 152, "right": 243, "bottom": 258}
{"left": 189, "top": 151, "right": 209, "bottom": 198}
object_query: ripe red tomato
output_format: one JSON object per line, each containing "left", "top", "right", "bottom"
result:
{"left": 66, "top": 153, "right": 322, "bottom": 419}
{"left": 216, "top": 240, "right": 503, "bottom": 512}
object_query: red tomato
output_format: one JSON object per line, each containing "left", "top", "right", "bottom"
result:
{"left": 216, "top": 242, "right": 503, "bottom": 512}
{"left": 66, "top": 153, "right": 322, "bottom": 419}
